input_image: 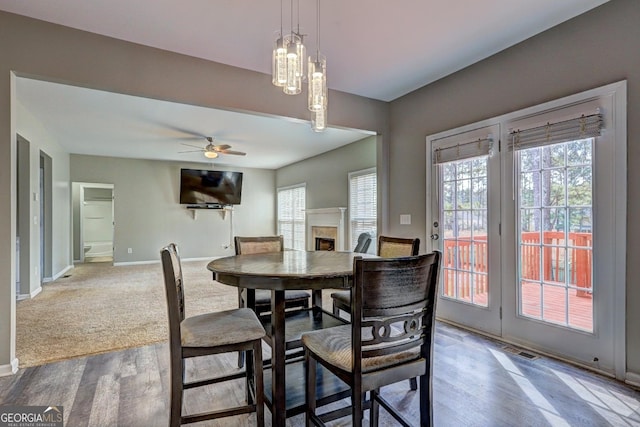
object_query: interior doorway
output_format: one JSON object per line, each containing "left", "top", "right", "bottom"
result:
{"left": 75, "top": 183, "right": 115, "bottom": 263}
{"left": 16, "top": 135, "right": 30, "bottom": 298}
{"left": 40, "top": 152, "right": 53, "bottom": 281}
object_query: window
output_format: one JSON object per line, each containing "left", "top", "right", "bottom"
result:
{"left": 277, "top": 184, "right": 306, "bottom": 250}
{"left": 349, "top": 168, "right": 376, "bottom": 251}
{"left": 440, "top": 157, "right": 489, "bottom": 306}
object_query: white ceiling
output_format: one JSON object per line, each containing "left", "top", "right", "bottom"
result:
{"left": 2, "top": 0, "right": 609, "bottom": 169}
{"left": 15, "top": 77, "right": 373, "bottom": 169}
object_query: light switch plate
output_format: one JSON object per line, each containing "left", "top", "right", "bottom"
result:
{"left": 400, "top": 214, "right": 411, "bottom": 225}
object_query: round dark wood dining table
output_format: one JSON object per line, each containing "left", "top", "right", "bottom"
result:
{"left": 207, "top": 250, "right": 376, "bottom": 426}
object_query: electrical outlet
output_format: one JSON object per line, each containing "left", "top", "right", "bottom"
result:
{"left": 127, "top": 248, "right": 133, "bottom": 254}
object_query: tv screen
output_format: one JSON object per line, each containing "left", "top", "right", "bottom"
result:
{"left": 179, "top": 169, "right": 243, "bottom": 206}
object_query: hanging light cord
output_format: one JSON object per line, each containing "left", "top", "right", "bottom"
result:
{"left": 316, "top": 0, "right": 320, "bottom": 59}
{"left": 280, "top": 0, "right": 283, "bottom": 37}
{"left": 290, "top": 0, "right": 294, "bottom": 37}
{"left": 297, "top": 0, "right": 301, "bottom": 35}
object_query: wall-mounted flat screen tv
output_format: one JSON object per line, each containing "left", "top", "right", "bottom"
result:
{"left": 179, "top": 168, "right": 243, "bottom": 206}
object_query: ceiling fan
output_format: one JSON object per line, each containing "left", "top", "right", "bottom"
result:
{"left": 179, "top": 137, "right": 246, "bottom": 159}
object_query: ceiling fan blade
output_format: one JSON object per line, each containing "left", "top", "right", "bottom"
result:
{"left": 178, "top": 149, "right": 204, "bottom": 153}
{"left": 180, "top": 142, "right": 205, "bottom": 149}
{"left": 219, "top": 150, "right": 246, "bottom": 156}
{"left": 213, "top": 144, "right": 231, "bottom": 151}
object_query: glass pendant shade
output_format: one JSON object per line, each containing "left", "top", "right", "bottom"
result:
{"left": 272, "top": 34, "right": 287, "bottom": 87}
{"left": 283, "top": 33, "right": 304, "bottom": 95}
{"left": 311, "top": 107, "right": 327, "bottom": 132}
{"left": 204, "top": 151, "right": 219, "bottom": 159}
{"left": 308, "top": 54, "right": 326, "bottom": 111}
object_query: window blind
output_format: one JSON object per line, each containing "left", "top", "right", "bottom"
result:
{"left": 432, "top": 137, "right": 493, "bottom": 165}
{"left": 277, "top": 185, "right": 306, "bottom": 250}
{"left": 509, "top": 113, "right": 603, "bottom": 151}
{"left": 349, "top": 170, "right": 377, "bottom": 251}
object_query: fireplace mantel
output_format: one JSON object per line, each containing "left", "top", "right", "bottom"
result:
{"left": 305, "top": 207, "right": 347, "bottom": 251}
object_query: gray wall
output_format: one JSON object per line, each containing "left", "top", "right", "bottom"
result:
{"left": 70, "top": 155, "right": 277, "bottom": 262}
{"left": 277, "top": 135, "right": 376, "bottom": 208}
{"left": 0, "top": 9, "right": 388, "bottom": 371}
{"left": 16, "top": 100, "right": 71, "bottom": 290}
{"left": 277, "top": 136, "right": 377, "bottom": 249}
{"left": 388, "top": 0, "right": 640, "bottom": 374}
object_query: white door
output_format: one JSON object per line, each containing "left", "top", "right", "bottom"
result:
{"left": 429, "top": 124, "right": 502, "bottom": 336}
{"left": 500, "top": 97, "right": 619, "bottom": 372}
{"left": 428, "top": 83, "right": 626, "bottom": 375}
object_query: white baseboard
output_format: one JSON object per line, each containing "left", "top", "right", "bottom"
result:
{"left": 113, "top": 260, "right": 159, "bottom": 266}
{"left": 17, "top": 286, "right": 42, "bottom": 300}
{"left": 52, "top": 265, "right": 73, "bottom": 281}
{"left": 30, "top": 287, "right": 42, "bottom": 298}
{"left": 41, "top": 265, "right": 73, "bottom": 284}
{"left": 625, "top": 371, "right": 640, "bottom": 388}
{"left": 114, "top": 256, "right": 220, "bottom": 267}
{"left": 0, "top": 358, "right": 19, "bottom": 377}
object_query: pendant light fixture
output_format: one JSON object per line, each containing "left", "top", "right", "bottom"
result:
{"left": 283, "top": 0, "right": 305, "bottom": 95}
{"left": 311, "top": 107, "right": 326, "bottom": 132}
{"left": 309, "top": 0, "right": 327, "bottom": 131}
{"left": 272, "top": 0, "right": 286, "bottom": 87}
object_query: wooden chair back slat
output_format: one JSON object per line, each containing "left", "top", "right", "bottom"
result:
{"left": 234, "top": 235, "right": 284, "bottom": 255}
{"left": 377, "top": 235, "right": 420, "bottom": 257}
{"left": 352, "top": 252, "right": 441, "bottom": 364}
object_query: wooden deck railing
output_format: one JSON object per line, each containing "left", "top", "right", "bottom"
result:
{"left": 443, "top": 232, "right": 592, "bottom": 299}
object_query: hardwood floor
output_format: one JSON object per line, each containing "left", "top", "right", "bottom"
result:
{"left": 1, "top": 322, "right": 639, "bottom": 426}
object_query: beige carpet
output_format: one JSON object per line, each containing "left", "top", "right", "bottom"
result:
{"left": 16, "top": 260, "right": 237, "bottom": 368}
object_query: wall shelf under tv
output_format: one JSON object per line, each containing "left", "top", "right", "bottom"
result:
{"left": 186, "top": 204, "right": 233, "bottom": 220}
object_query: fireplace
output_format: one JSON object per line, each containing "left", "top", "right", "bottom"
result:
{"left": 305, "top": 207, "right": 346, "bottom": 251}
{"left": 315, "top": 237, "right": 335, "bottom": 251}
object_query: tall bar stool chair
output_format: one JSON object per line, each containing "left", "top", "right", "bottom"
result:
{"left": 330, "top": 235, "right": 421, "bottom": 391}
{"left": 234, "top": 235, "right": 311, "bottom": 368}
{"left": 160, "top": 243, "right": 265, "bottom": 426}
{"left": 331, "top": 235, "right": 420, "bottom": 317}
{"left": 303, "top": 252, "right": 441, "bottom": 427}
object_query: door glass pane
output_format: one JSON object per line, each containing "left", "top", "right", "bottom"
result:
{"left": 517, "top": 139, "right": 593, "bottom": 332}
{"left": 440, "top": 156, "right": 488, "bottom": 307}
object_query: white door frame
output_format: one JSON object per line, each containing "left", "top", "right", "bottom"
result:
{"left": 426, "top": 81, "right": 626, "bottom": 380}
{"left": 78, "top": 182, "right": 114, "bottom": 263}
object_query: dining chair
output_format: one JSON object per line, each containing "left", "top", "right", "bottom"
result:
{"left": 330, "top": 235, "right": 421, "bottom": 391}
{"left": 160, "top": 243, "right": 265, "bottom": 427}
{"left": 353, "top": 232, "right": 373, "bottom": 254}
{"left": 302, "top": 251, "right": 441, "bottom": 427}
{"left": 331, "top": 235, "right": 420, "bottom": 317}
{"left": 234, "top": 235, "right": 311, "bottom": 368}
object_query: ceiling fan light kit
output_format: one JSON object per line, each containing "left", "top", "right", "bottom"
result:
{"left": 204, "top": 150, "right": 219, "bottom": 159}
{"left": 179, "top": 136, "right": 246, "bottom": 160}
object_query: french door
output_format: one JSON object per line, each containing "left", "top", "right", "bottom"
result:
{"left": 429, "top": 124, "right": 502, "bottom": 337}
{"left": 427, "top": 83, "right": 625, "bottom": 374}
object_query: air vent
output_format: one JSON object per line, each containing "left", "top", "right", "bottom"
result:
{"left": 502, "top": 345, "right": 539, "bottom": 360}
